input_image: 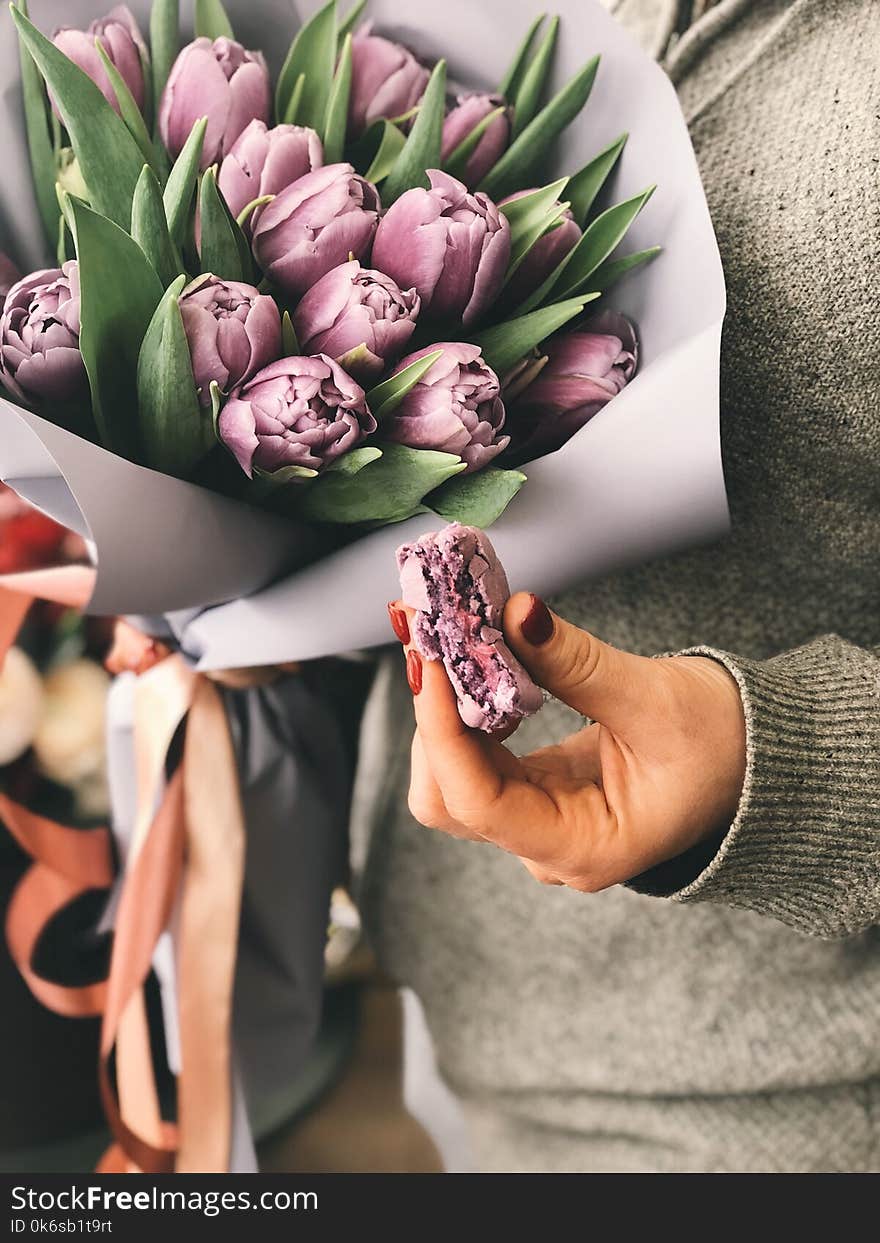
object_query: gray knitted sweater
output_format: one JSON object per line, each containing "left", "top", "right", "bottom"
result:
{"left": 353, "top": 0, "right": 880, "bottom": 1172}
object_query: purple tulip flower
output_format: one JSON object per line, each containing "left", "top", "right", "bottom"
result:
{"left": 500, "top": 189, "right": 583, "bottom": 307}
{"left": 441, "top": 93, "right": 511, "bottom": 188}
{"left": 349, "top": 26, "right": 430, "bottom": 135}
{"left": 0, "top": 262, "right": 87, "bottom": 404}
{"left": 159, "top": 37, "right": 271, "bottom": 169}
{"left": 218, "top": 120, "right": 324, "bottom": 231}
{"left": 252, "top": 164, "right": 381, "bottom": 300}
{"left": 53, "top": 5, "right": 148, "bottom": 115}
{"left": 178, "top": 275, "right": 282, "bottom": 406}
{"left": 292, "top": 260, "right": 419, "bottom": 384}
{"left": 372, "top": 170, "right": 510, "bottom": 328}
{"left": 506, "top": 310, "right": 638, "bottom": 462}
{"left": 382, "top": 343, "right": 509, "bottom": 473}
{"left": 218, "top": 355, "right": 377, "bottom": 478}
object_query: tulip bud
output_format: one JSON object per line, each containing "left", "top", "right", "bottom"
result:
{"left": 292, "top": 260, "right": 419, "bottom": 384}
{"left": 500, "top": 189, "right": 582, "bottom": 307}
{"left": 218, "top": 120, "right": 324, "bottom": 231}
{"left": 218, "top": 355, "right": 377, "bottom": 477}
{"left": 382, "top": 343, "right": 509, "bottom": 473}
{"left": 506, "top": 310, "right": 638, "bottom": 462}
{"left": 372, "top": 170, "right": 510, "bottom": 328}
{"left": 159, "top": 37, "right": 271, "bottom": 169}
{"left": 441, "top": 93, "right": 511, "bottom": 188}
{"left": 349, "top": 26, "right": 430, "bottom": 135}
{"left": 252, "top": 164, "right": 381, "bottom": 300}
{"left": 0, "top": 262, "right": 87, "bottom": 405}
{"left": 179, "top": 274, "right": 282, "bottom": 405}
{"left": 52, "top": 5, "right": 148, "bottom": 115}
{"left": 0, "top": 253, "right": 21, "bottom": 301}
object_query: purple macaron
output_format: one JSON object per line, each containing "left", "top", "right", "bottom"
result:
{"left": 396, "top": 523, "right": 543, "bottom": 732}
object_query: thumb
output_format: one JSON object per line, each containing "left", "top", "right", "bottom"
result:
{"left": 504, "top": 592, "right": 655, "bottom": 730}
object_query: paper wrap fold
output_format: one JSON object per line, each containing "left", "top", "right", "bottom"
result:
{"left": 0, "top": 0, "right": 727, "bottom": 667}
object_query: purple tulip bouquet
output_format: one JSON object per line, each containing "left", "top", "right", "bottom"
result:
{"left": 2, "top": 0, "right": 655, "bottom": 536}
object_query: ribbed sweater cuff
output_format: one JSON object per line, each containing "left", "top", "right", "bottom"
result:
{"left": 629, "top": 636, "right": 880, "bottom": 937}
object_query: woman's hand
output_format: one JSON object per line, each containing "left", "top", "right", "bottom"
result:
{"left": 390, "top": 594, "right": 747, "bottom": 891}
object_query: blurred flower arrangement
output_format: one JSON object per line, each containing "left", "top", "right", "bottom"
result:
{"left": 0, "top": 484, "right": 111, "bottom": 821}
{"left": 1, "top": 0, "right": 657, "bottom": 534}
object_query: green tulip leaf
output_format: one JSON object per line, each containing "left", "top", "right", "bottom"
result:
{"left": 382, "top": 59, "right": 447, "bottom": 206}
{"left": 550, "top": 186, "right": 655, "bottom": 299}
{"left": 11, "top": 5, "right": 147, "bottom": 230}
{"left": 504, "top": 200, "right": 574, "bottom": 283}
{"left": 149, "top": 0, "right": 178, "bottom": 133}
{"left": 338, "top": 0, "right": 366, "bottom": 42}
{"left": 138, "top": 42, "right": 154, "bottom": 135}
{"left": 296, "top": 443, "right": 465, "bottom": 525}
{"left": 55, "top": 184, "right": 77, "bottom": 238}
{"left": 500, "top": 177, "right": 569, "bottom": 263}
{"left": 584, "top": 245, "right": 662, "bottom": 293}
{"left": 210, "top": 379, "right": 223, "bottom": 433}
{"left": 444, "top": 105, "right": 507, "bottom": 182}
{"left": 428, "top": 465, "right": 527, "bottom": 528}
{"left": 70, "top": 197, "right": 164, "bottom": 459}
{"left": 368, "top": 349, "right": 444, "bottom": 420}
{"left": 325, "top": 446, "right": 383, "bottom": 477}
{"left": 55, "top": 214, "right": 67, "bottom": 265}
{"left": 198, "top": 166, "right": 252, "bottom": 282}
{"left": 14, "top": 0, "right": 58, "bottom": 246}
{"left": 337, "top": 342, "right": 379, "bottom": 375}
{"left": 94, "top": 41, "right": 162, "bottom": 177}
{"left": 567, "top": 133, "right": 628, "bottom": 227}
{"left": 481, "top": 54, "right": 600, "bottom": 201}
{"left": 281, "top": 310, "right": 300, "bottom": 355}
{"left": 323, "top": 31, "right": 353, "bottom": 161}
{"left": 137, "top": 273, "right": 213, "bottom": 474}
{"left": 276, "top": 0, "right": 337, "bottom": 131}
{"left": 194, "top": 0, "right": 234, "bottom": 39}
{"left": 280, "top": 72, "right": 307, "bottom": 125}
{"left": 350, "top": 119, "right": 406, "bottom": 183}
{"left": 498, "top": 13, "right": 546, "bottom": 99}
{"left": 252, "top": 465, "right": 320, "bottom": 492}
{"left": 510, "top": 254, "right": 570, "bottom": 317}
{"left": 163, "top": 118, "right": 207, "bottom": 247}
{"left": 471, "top": 295, "right": 594, "bottom": 376}
{"left": 131, "top": 165, "right": 184, "bottom": 288}
{"left": 236, "top": 193, "right": 274, "bottom": 228}
{"left": 509, "top": 14, "right": 558, "bottom": 140}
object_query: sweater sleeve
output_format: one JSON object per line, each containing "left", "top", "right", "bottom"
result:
{"left": 628, "top": 635, "right": 880, "bottom": 939}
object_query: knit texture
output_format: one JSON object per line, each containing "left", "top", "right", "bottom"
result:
{"left": 353, "top": 0, "right": 880, "bottom": 1173}
{"left": 631, "top": 638, "right": 880, "bottom": 935}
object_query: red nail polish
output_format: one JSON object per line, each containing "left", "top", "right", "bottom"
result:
{"left": 406, "top": 649, "right": 423, "bottom": 695}
{"left": 521, "top": 594, "right": 554, "bottom": 647}
{"left": 387, "top": 602, "right": 410, "bottom": 645}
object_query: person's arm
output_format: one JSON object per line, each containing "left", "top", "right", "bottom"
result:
{"left": 628, "top": 636, "right": 880, "bottom": 938}
{"left": 392, "top": 595, "right": 879, "bottom": 940}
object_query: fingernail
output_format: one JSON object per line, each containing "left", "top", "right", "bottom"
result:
{"left": 521, "top": 595, "right": 554, "bottom": 647}
{"left": 387, "top": 602, "right": 410, "bottom": 645}
{"left": 406, "top": 649, "right": 423, "bottom": 695}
